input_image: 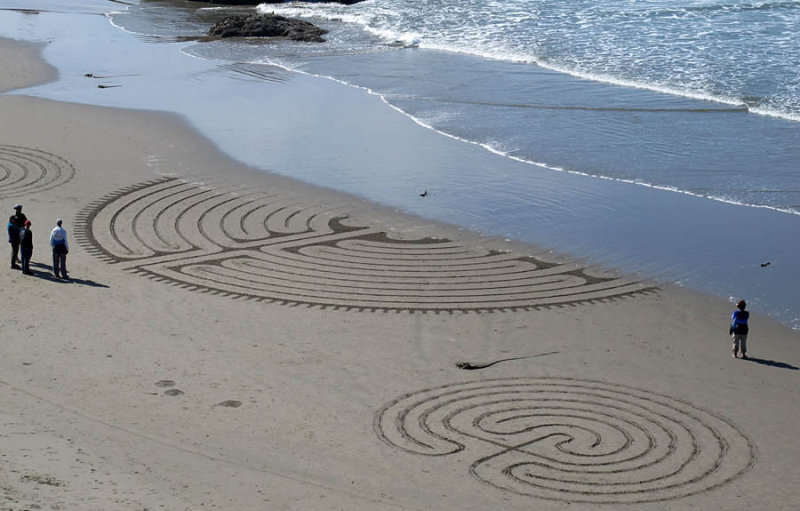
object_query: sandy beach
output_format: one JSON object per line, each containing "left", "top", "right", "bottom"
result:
{"left": 1, "top": 35, "right": 799, "bottom": 511}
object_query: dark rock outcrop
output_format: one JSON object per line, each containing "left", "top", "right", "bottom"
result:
{"left": 207, "top": 14, "right": 328, "bottom": 42}
{"left": 189, "top": 0, "right": 365, "bottom": 5}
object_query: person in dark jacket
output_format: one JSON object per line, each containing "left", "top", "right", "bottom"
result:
{"left": 19, "top": 219, "right": 33, "bottom": 275}
{"left": 6, "top": 216, "right": 16, "bottom": 267}
{"left": 730, "top": 299, "right": 749, "bottom": 358}
{"left": 8, "top": 204, "right": 27, "bottom": 269}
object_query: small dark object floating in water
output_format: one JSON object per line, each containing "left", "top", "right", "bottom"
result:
{"left": 389, "top": 38, "right": 420, "bottom": 48}
{"left": 85, "top": 73, "right": 140, "bottom": 79}
{"left": 420, "top": 190, "right": 428, "bottom": 197}
{"left": 761, "top": 262, "right": 771, "bottom": 267}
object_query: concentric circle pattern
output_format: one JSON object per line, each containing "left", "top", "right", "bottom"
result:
{"left": 375, "top": 378, "right": 755, "bottom": 503}
{"left": 77, "top": 178, "right": 656, "bottom": 312}
{"left": 0, "top": 145, "right": 76, "bottom": 198}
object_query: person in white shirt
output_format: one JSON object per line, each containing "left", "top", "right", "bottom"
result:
{"left": 49, "top": 218, "right": 69, "bottom": 279}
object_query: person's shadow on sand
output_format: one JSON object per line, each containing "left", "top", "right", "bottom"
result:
{"left": 28, "top": 263, "right": 109, "bottom": 288}
{"left": 744, "top": 357, "right": 798, "bottom": 370}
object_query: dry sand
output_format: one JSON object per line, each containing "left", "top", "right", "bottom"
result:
{"left": 1, "top": 38, "right": 798, "bottom": 510}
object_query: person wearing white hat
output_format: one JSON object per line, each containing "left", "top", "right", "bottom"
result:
{"left": 7, "top": 204, "right": 27, "bottom": 269}
{"left": 49, "top": 218, "right": 69, "bottom": 279}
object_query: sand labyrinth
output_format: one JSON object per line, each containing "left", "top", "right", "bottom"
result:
{"left": 375, "top": 378, "right": 755, "bottom": 503}
{"left": 0, "top": 145, "right": 76, "bottom": 199}
{"left": 77, "top": 178, "right": 655, "bottom": 312}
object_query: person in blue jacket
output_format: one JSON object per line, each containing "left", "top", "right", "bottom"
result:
{"left": 730, "top": 299, "right": 749, "bottom": 359}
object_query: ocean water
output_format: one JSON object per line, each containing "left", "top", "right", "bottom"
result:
{"left": 1, "top": 0, "right": 799, "bottom": 330}
{"left": 99, "top": 1, "right": 800, "bottom": 207}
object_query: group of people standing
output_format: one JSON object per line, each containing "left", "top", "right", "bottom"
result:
{"left": 7, "top": 204, "right": 69, "bottom": 279}
{"left": 7, "top": 204, "right": 755, "bottom": 356}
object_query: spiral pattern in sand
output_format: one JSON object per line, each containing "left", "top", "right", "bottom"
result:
{"left": 375, "top": 378, "right": 755, "bottom": 503}
{"left": 0, "top": 144, "right": 75, "bottom": 199}
{"left": 77, "top": 178, "right": 656, "bottom": 312}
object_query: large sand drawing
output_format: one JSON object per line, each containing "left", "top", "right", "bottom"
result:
{"left": 77, "top": 178, "right": 656, "bottom": 312}
{"left": 375, "top": 378, "right": 755, "bottom": 503}
{"left": 0, "top": 145, "right": 75, "bottom": 199}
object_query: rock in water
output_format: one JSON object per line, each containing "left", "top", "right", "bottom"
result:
{"left": 207, "top": 14, "right": 328, "bottom": 42}
{"left": 191, "top": 0, "right": 364, "bottom": 4}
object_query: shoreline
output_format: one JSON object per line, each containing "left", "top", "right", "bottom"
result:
{"left": 0, "top": 15, "right": 800, "bottom": 511}
{"left": 4, "top": 5, "right": 798, "bottom": 330}
{"left": 1, "top": 24, "right": 799, "bottom": 511}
